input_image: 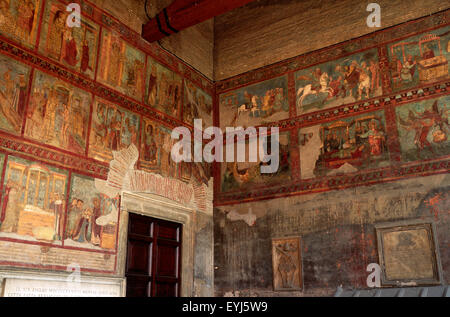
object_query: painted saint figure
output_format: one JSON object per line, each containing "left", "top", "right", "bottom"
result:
{"left": 47, "top": 10, "right": 66, "bottom": 60}
{"left": 16, "top": 0, "right": 36, "bottom": 42}
{"left": 90, "top": 197, "right": 102, "bottom": 246}
{"left": 360, "top": 119, "right": 385, "bottom": 157}
{"left": 0, "top": 180, "right": 22, "bottom": 233}
{"left": 0, "top": 0, "right": 14, "bottom": 38}
{"left": 50, "top": 193, "right": 65, "bottom": 240}
{"left": 147, "top": 65, "right": 158, "bottom": 105}
{"left": 422, "top": 44, "right": 435, "bottom": 60}
{"left": 80, "top": 39, "right": 91, "bottom": 73}
{"left": 400, "top": 55, "right": 417, "bottom": 83}
{"left": 63, "top": 29, "right": 78, "bottom": 67}
{"left": 143, "top": 124, "right": 157, "bottom": 163}
{"left": 66, "top": 198, "right": 80, "bottom": 239}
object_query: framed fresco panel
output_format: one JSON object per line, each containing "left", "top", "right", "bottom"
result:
{"left": 271, "top": 237, "right": 303, "bottom": 291}
{"left": 139, "top": 118, "right": 178, "bottom": 178}
{"left": 38, "top": 0, "right": 100, "bottom": 79}
{"left": 387, "top": 25, "right": 450, "bottom": 93}
{"left": 25, "top": 70, "right": 92, "bottom": 155}
{"left": 299, "top": 110, "right": 389, "bottom": 180}
{"left": 88, "top": 97, "right": 140, "bottom": 163}
{"left": 65, "top": 174, "right": 120, "bottom": 251}
{"left": 219, "top": 76, "right": 289, "bottom": 130}
{"left": 0, "top": 155, "right": 68, "bottom": 244}
{"left": 295, "top": 48, "right": 381, "bottom": 115}
{"left": 395, "top": 95, "right": 450, "bottom": 162}
{"left": 96, "top": 29, "right": 145, "bottom": 101}
{"left": 0, "top": 0, "right": 42, "bottom": 49}
{"left": 145, "top": 56, "right": 182, "bottom": 119}
{"left": 375, "top": 219, "right": 443, "bottom": 287}
{"left": 0, "top": 55, "right": 32, "bottom": 135}
{"left": 221, "top": 130, "right": 291, "bottom": 193}
{"left": 183, "top": 79, "right": 213, "bottom": 128}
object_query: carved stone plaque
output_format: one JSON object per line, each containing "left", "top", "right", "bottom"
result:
{"left": 376, "top": 220, "right": 443, "bottom": 286}
{"left": 2, "top": 277, "right": 123, "bottom": 297}
{"left": 271, "top": 237, "right": 303, "bottom": 291}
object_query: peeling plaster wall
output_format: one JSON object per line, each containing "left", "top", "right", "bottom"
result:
{"left": 214, "top": 174, "right": 450, "bottom": 296}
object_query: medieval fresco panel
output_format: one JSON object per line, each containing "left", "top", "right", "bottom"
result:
{"left": 89, "top": 97, "right": 140, "bottom": 163}
{"left": 221, "top": 130, "right": 291, "bottom": 192}
{"left": 0, "top": 155, "right": 68, "bottom": 244}
{"left": 299, "top": 110, "right": 389, "bottom": 180}
{"left": 38, "top": 0, "right": 100, "bottom": 79}
{"left": 387, "top": 25, "right": 450, "bottom": 92}
{"left": 0, "top": 55, "right": 31, "bottom": 135}
{"left": 183, "top": 80, "right": 212, "bottom": 128}
{"left": 219, "top": 76, "right": 289, "bottom": 129}
{"left": 0, "top": 0, "right": 42, "bottom": 49}
{"left": 295, "top": 48, "right": 381, "bottom": 115}
{"left": 97, "top": 29, "right": 145, "bottom": 101}
{"left": 395, "top": 95, "right": 450, "bottom": 162}
{"left": 145, "top": 56, "right": 182, "bottom": 119}
{"left": 65, "top": 174, "right": 120, "bottom": 251}
{"left": 140, "top": 118, "right": 178, "bottom": 178}
{"left": 24, "top": 70, "right": 92, "bottom": 155}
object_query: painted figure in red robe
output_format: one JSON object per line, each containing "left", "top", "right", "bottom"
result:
{"left": 63, "top": 29, "right": 78, "bottom": 67}
{"left": 80, "top": 39, "right": 91, "bottom": 73}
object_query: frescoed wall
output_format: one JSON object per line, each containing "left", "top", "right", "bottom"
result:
{"left": 39, "top": 0, "right": 100, "bottom": 79}
{"left": 215, "top": 12, "right": 450, "bottom": 205}
{"left": 215, "top": 173, "right": 450, "bottom": 296}
{"left": 213, "top": 9, "right": 450, "bottom": 297}
{"left": 0, "top": 0, "right": 213, "bottom": 279}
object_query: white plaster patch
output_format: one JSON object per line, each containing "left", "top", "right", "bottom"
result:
{"left": 226, "top": 209, "right": 256, "bottom": 226}
{"left": 299, "top": 125, "right": 322, "bottom": 179}
{"left": 327, "top": 163, "right": 358, "bottom": 175}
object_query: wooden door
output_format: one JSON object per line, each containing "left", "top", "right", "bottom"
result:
{"left": 125, "top": 213, "right": 182, "bottom": 297}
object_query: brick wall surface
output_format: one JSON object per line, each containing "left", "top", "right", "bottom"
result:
{"left": 214, "top": 0, "right": 450, "bottom": 80}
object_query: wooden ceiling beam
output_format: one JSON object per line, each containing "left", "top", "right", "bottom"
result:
{"left": 142, "top": 0, "right": 256, "bottom": 43}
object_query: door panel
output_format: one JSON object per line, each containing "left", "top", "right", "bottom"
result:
{"left": 126, "top": 239, "right": 152, "bottom": 274}
{"left": 155, "top": 282, "right": 178, "bottom": 297}
{"left": 126, "top": 276, "right": 151, "bottom": 297}
{"left": 157, "top": 225, "right": 179, "bottom": 241}
{"left": 126, "top": 214, "right": 182, "bottom": 297}
{"left": 156, "top": 244, "right": 179, "bottom": 277}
